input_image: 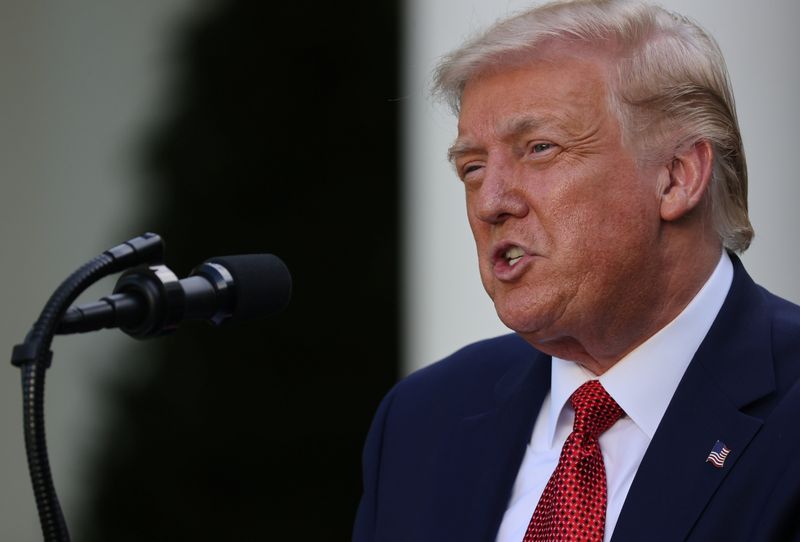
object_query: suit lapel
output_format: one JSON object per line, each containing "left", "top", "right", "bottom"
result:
{"left": 611, "top": 359, "right": 764, "bottom": 541}
{"left": 426, "top": 351, "right": 550, "bottom": 542}
{"left": 612, "top": 255, "right": 775, "bottom": 541}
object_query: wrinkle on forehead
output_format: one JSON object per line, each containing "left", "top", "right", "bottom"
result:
{"left": 452, "top": 57, "right": 617, "bottom": 157}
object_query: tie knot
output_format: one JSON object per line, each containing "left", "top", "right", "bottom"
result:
{"left": 569, "top": 380, "right": 624, "bottom": 438}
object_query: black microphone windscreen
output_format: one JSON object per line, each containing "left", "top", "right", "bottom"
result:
{"left": 206, "top": 254, "right": 292, "bottom": 321}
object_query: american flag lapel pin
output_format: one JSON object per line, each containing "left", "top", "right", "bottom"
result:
{"left": 706, "top": 440, "right": 731, "bottom": 468}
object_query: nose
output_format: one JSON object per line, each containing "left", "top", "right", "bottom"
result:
{"left": 471, "top": 163, "right": 528, "bottom": 225}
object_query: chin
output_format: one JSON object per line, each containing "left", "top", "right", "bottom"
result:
{"left": 495, "top": 303, "right": 552, "bottom": 339}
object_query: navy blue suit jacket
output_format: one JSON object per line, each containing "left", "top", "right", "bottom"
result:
{"left": 354, "top": 256, "right": 800, "bottom": 541}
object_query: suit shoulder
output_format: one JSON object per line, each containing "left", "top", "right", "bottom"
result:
{"left": 389, "top": 333, "right": 542, "bottom": 417}
{"left": 402, "top": 334, "right": 538, "bottom": 391}
{"left": 760, "top": 286, "right": 800, "bottom": 328}
{"left": 758, "top": 285, "right": 800, "bottom": 395}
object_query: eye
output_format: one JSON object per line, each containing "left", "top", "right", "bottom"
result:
{"left": 458, "top": 162, "right": 484, "bottom": 182}
{"left": 531, "top": 142, "right": 553, "bottom": 154}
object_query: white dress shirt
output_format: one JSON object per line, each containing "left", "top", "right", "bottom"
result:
{"left": 496, "top": 252, "right": 734, "bottom": 542}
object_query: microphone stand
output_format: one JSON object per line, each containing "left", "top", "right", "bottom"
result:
{"left": 10, "top": 233, "right": 165, "bottom": 542}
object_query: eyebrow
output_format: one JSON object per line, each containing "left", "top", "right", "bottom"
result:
{"left": 447, "top": 115, "right": 556, "bottom": 164}
{"left": 447, "top": 140, "right": 479, "bottom": 164}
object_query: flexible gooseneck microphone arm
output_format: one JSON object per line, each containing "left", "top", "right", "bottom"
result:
{"left": 10, "top": 233, "right": 165, "bottom": 542}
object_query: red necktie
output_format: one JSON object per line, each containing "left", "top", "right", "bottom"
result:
{"left": 523, "top": 380, "right": 625, "bottom": 542}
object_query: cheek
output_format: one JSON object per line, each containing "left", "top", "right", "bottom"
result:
{"left": 567, "top": 192, "right": 659, "bottom": 278}
{"left": 466, "top": 190, "right": 494, "bottom": 242}
{"left": 554, "top": 166, "right": 656, "bottom": 233}
{"left": 466, "top": 210, "right": 494, "bottom": 276}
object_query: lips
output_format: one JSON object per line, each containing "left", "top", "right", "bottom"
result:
{"left": 491, "top": 242, "right": 533, "bottom": 281}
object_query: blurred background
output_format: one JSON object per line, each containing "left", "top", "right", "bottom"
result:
{"left": 0, "top": 1, "right": 797, "bottom": 540}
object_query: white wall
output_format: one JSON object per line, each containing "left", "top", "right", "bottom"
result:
{"left": 404, "top": 1, "right": 800, "bottom": 372}
{"left": 0, "top": 2, "right": 194, "bottom": 539}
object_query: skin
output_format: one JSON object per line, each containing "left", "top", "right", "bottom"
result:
{"left": 451, "top": 53, "right": 721, "bottom": 375}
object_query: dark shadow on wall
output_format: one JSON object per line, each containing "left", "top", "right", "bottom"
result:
{"left": 76, "top": 1, "right": 400, "bottom": 540}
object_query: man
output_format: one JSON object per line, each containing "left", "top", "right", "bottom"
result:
{"left": 354, "top": 1, "right": 800, "bottom": 540}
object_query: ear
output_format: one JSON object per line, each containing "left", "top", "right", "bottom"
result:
{"left": 659, "top": 140, "right": 714, "bottom": 222}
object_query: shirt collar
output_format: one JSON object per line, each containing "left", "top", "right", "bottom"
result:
{"left": 547, "top": 251, "right": 734, "bottom": 445}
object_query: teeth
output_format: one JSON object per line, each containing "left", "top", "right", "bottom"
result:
{"left": 505, "top": 246, "right": 524, "bottom": 259}
{"left": 504, "top": 246, "right": 525, "bottom": 266}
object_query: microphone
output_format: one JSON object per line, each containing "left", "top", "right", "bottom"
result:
{"left": 56, "top": 254, "right": 292, "bottom": 338}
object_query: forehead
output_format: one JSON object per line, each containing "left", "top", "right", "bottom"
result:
{"left": 456, "top": 54, "right": 614, "bottom": 141}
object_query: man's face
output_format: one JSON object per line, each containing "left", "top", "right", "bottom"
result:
{"left": 452, "top": 55, "right": 665, "bottom": 355}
